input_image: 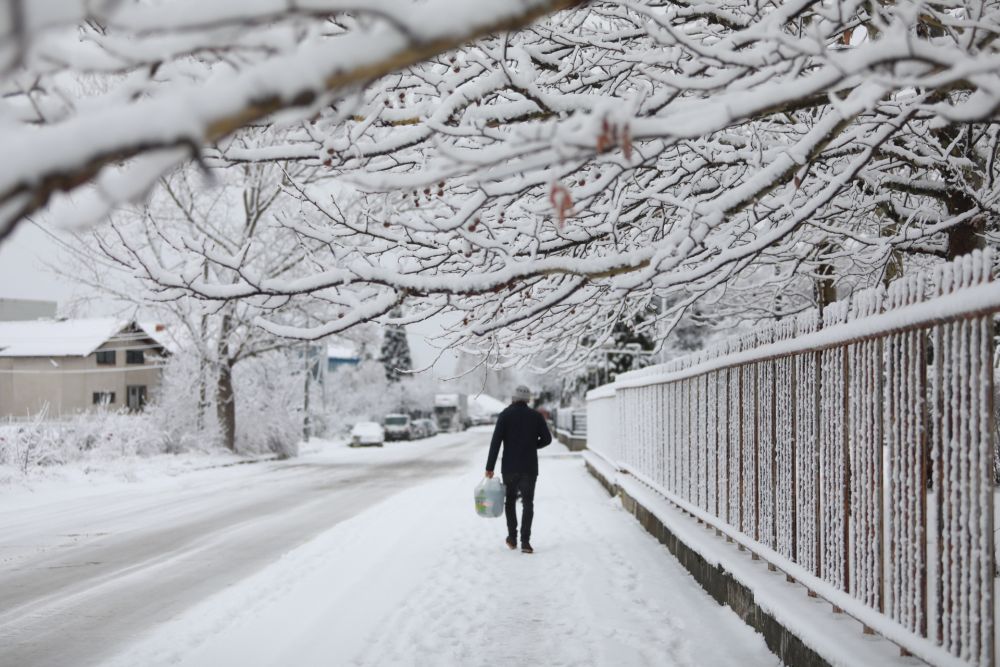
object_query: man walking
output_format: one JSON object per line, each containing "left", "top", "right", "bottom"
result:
{"left": 485, "top": 385, "right": 552, "bottom": 554}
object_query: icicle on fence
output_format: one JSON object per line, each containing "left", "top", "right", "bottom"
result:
{"left": 586, "top": 249, "right": 998, "bottom": 667}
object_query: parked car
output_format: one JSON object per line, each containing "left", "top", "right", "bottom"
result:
{"left": 383, "top": 413, "right": 412, "bottom": 441}
{"left": 412, "top": 418, "right": 437, "bottom": 439}
{"left": 350, "top": 421, "right": 384, "bottom": 447}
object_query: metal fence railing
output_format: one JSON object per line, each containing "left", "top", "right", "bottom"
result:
{"left": 586, "top": 249, "right": 998, "bottom": 667}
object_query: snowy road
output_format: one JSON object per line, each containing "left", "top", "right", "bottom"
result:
{"left": 0, "top": 431, "right": 483, "bottom": 667}
{"left": 99, "top": 439, "right": 777, "bottom": 667}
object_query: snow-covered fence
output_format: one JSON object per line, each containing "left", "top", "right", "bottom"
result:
{"left": 555, "top": 407, "right": 588, "bottom": 437}
{"left": 586, "top": 250, "right": 998, "bottom": 667}
{"left": 586, "top": 385, "right": 619, "bottom": 463}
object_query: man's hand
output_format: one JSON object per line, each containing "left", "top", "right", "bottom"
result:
{"left": 485, "top": 470, "right": 494, "bottom": 479}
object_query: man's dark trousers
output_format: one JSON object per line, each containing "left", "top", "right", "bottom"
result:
{"left": 504, "top": 473, "right": 537, "bottom": 543}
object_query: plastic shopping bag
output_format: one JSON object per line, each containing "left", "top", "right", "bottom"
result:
{"left": 474, "top": 477, "right": 505, "bottom": 518}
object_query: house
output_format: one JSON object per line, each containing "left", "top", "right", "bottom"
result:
{"left": 0, "top": 318, "right": 168, "bottom": 418}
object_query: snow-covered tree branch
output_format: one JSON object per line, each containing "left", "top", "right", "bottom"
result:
{"left": 0, "top": 0, "right": 580, "bottom": 242}
{"left": 9, "top": 0, "right": 1000, "bottom": 370}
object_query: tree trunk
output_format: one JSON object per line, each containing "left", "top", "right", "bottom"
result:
{"left": 946, "top": 217, "right": 986, "bottom": 261}
{"left": 196, "top": 365, "right": 208, "bottom": 431}
{"left": 217, "top": 359, "right": 236, "bottom": 451}
{"left": 216, "top": 310, "right": 236, "bottom": 451}
{"left": 197, "top": 262, "right": 210, "bottom": 431}
{"left": 816, "top": 263, "right": 838, "bottom": 312}
{"left": 302, "top": 341, "right": 312, "bottom": 442}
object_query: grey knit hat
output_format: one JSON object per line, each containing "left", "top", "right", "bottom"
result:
{"left": 512, "top": 385, "right": 532, "bottom": 402}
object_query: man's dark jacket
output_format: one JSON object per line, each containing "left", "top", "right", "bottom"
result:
{"left": 486, "top": 402, "right": 552, "bottom": 475}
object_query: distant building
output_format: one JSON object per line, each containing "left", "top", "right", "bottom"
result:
{"left": 327, "top": 342, "right": 361, "bottom": 372}
{"left": 0, "top": 318, "right": 168, "bottom": 418}
{"left": 0, "top": 299, "right": 57, "bottom": 322}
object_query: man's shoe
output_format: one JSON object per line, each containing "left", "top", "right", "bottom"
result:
{"left": 505, "top": 537, "right": 517, "bottom": 550}
{"left": 521, "top": 542, "right": 534, "bottom": 554}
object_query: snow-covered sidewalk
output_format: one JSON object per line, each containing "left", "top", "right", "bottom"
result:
{"left": 105, "top": 449, "right": 779, "bottom": 667}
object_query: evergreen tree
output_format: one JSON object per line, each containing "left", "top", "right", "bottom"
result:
{"left": 380, "top": 313, "right": 412, "bottom": 383}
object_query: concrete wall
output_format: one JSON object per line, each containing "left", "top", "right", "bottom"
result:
{"left": 554, "top": 429, "right": 588, "bottom": 451}
{"left": 0, "top": 339, "right": 163, "bottom": 418}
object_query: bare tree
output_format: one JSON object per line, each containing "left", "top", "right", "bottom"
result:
{"left": 69, "top": 159, "right": 328, "bottom": 450}
{"left": 0, "top": 0, "right": 580, "bottom": 242}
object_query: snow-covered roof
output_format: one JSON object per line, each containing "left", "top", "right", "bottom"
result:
{"left": 138, "top": 321, "right": 179, "bottom": 354}
{"left": 0, "top": 318, "right": 164, "bottom": 358}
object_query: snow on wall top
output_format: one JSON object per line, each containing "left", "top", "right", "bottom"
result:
{"left": 0, "top": 318, "right": 130, "bottom": 357}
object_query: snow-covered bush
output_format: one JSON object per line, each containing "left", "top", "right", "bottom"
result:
{"left": 233, "top": 351, "right": 303, "bottom": 459}
{"left": 147, "top": 351, "right": 219, "bottom": 454}
{"left": 0, "top": 409, "right": 162, "bottom": 477}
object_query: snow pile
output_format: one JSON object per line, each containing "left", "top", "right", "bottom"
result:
{"left": 467, "top": 393, "right": 506, "bottom": 419}
{"left": 103, "top": 452, "right": 779, "bottom": 667}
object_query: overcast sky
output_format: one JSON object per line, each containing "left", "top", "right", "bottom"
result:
{"left": 0, "top": 223, "right": 78, "bottom": 302}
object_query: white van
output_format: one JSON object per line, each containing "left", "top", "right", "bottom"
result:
{"left": 383, "top": 413, "right": 412, "bottom": 441}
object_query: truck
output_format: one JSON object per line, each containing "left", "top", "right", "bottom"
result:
{"left": 433, "top": 393, "right": 469, "bottom": 432}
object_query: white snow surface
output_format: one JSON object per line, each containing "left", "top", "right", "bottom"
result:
{"left": 103, "top": 446, "right": 778, "bottom": 667}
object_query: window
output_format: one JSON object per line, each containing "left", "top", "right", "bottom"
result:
{"left": 93, "top": 391, "right": 116, "bottom": 405}
{"left": 126, "top": 349, "right": 144, "bottom": 364}
{"left": 126, "top": 385, "right": 147, "bottom": 411}
{"left": 96, "top": 350, "right": 116, "bottom": 365}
